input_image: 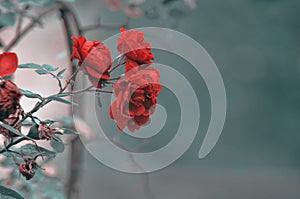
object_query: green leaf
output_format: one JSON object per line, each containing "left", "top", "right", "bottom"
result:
{"left": 48, "top": 96, "right": 77, "bottom": 106}
{"left": 44, "top": 119, "right": 56, "bottom": 124}
{"left": 64, "top": 129, "right": 80, "bottom": 135}
{"left": 0, "top": 185, "right": 24, "bottom": 199}
{"left": 27, "top": 125, "right": 39, "bottom": 139}
{"left": 18, "top": 0, "right": 55, "bottom": 7}
{"left": 19, "top": 88, "right": 42, "bottom": 99}
{"left": 42, "top": 64, "right": 58, "bottom": 71}
{"left": 0, "top": 0, "right": 14, "bottom": 10}
{"left": 49, "top": 93, "right": 72, "bottom": 98}
{"left": 0, "top": 12, "right": 16, "bottom": 28}
{"left": 50, "top": 136, "right": 65, "bottom": 153}
{"left": 162, "top": 0, "right": 178, "bottom": 5}
{"left": 21, "top": 120, "right": 36, "bottom": 126}
{"left": 57, "top": 68, "right": 67, "bottom": 78}
{"left": 18, "top": 63, "right": 42, "bottom": 69}
{"left": 35, "top": 69, "right": 51, "bottom": 75}
{"left": 17, "top": 144, "right": 56, "bottom": 158}
{"left": 0, "top": 153, "right": 24, "bottom": 166}
{"left": 0, "top": 122, "right": 24, "bottom": 137}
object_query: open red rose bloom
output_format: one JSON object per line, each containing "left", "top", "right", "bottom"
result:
{"left": 71, "top": 36, "right": 112, "bottom": 88}
{"left": 117, "top": 28, "right": 154, "bottom": 72}
{"left": 110, "top": 67, "right": 161, "bottom": 132}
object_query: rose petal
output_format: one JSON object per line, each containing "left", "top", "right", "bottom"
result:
{"left": 0, "top": 52, "right": 18, "bottom": 77}
{"left": 127, "top": 119, "right": 140, "bottom": 132}
{"left": 133, "top": 115, "right": 149, "bottom": 126}
{"left": 129, "top": 103, "right": 145, "bottom": 116}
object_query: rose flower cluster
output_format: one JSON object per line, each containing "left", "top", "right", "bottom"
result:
{"left": 71, "top": 28, "right": 161, "bottom": 132}
{"left": 0, "top": 28, "right": 160, "bottom": 138}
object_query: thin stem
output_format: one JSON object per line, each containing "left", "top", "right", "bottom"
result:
{"left": 20, "top": 67, "right": 79, "bottom": 123}
{"left": 108, "top": 77, "right": 121, "bottom": 81}
{"left": 91, "top": 89, "right": 113, "bottom": 93}
{"left": 2, "top": 5, "right": 60, "bottom": 52}
{"left": 15, "top": 16, "right": 23, "bottom": 38}
{"left": 64, "top": 85, "right": 93, "bottom": 94}
{"left": 0, "top": 137, "right": 26, "bottom": 154}
{"left": 109, "top": 62, "right": 125, "bottom": 73}
{"left": 61, "top": 68, "right": 79, "bottom": 93}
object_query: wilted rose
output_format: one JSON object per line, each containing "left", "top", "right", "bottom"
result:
{"left": 0, "top": 108, "right": 22, "bottom": 138}
{"left": 19, "top": 161, "right": 38, "bottom": 180}
{"left": 0, "top": 80, "right": 22, "bottom": 121}
{"left": 38, "top": 121, "right": 62, "bottom": 140}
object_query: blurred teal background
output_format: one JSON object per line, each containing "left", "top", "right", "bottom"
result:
{"left": 62, "top": 0, "right": 300, "bottom": 198}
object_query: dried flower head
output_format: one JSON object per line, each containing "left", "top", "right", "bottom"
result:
{"left": 19, "top": 160, "right": 38, "bottom": 180}
{"left": 38, "top": 121, "right": 62, "bottom": 140}
{"left": 0, "top": 80, "right": 22, "bottom": 121}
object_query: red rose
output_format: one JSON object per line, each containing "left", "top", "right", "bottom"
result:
{"left": 117, "top": 28, "right": 154, "bottom": 64}
{"left": 110, "top": 67, "right": 161, "bottom": 132}
{"left": 0, "top": 52, "right": 18, "bottom": 77}
{"left": 71, "top": 36, "right": 112, "bottom": 88}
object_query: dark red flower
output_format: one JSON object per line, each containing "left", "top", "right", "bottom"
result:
{"left": 0, "top": 52, "right": 18, "bottom": 77}
{"left": 110, "top": 67, "right": 161, "bottom": 132}
{"left": 0, "top": 80, "right": 22, "bottom": 121}
{"left": 117, "top": 28, "right": 154, "bottom": 64}
{"left": 71, "top": 36, "right": 112, "bottom": 88}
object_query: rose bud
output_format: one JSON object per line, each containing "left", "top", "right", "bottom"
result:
{"left": 70, "top": 36, "right": 112, "bottom": 88}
